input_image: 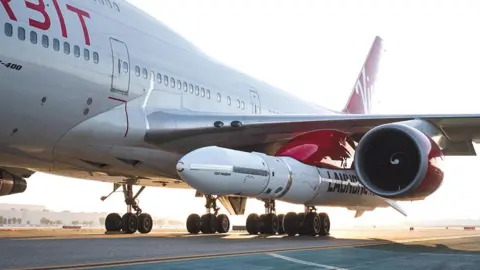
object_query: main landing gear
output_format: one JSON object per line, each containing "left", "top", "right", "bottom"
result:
{"left": 102, "top": 184, "right": 153, "bottom": 234}
{"left": 246, "top": 202, "right": 330, "bottom": 237}
{"left": 186, "top": 195, "right": 230, "bottom": 234}
{"left": 246, "top": 199, "right": 281, "bottom": 235}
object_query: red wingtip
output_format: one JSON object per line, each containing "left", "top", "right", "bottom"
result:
{"left": 342, "top": 36, "right": 384, "bottom": 115}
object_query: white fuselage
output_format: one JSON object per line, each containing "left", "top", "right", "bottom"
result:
{"left": 0, "top": 0, "right": 387, "bottom": 209}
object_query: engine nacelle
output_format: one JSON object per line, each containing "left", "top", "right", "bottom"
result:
{"left": 0, "top": 170, "right": 27, "bottom": 196}
{"left": 353, "top": 123, "right": 444, "bottom": 201}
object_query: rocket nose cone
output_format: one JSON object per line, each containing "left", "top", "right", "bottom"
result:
{"left": 176, "top": 161, "right": 185, "bottom": 172}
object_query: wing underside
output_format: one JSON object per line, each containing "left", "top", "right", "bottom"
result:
{"left": 144, "top": 110, "right": 480, "bottom": 156}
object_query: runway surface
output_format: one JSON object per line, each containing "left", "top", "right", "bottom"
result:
{"left": 1, "top": 227, "right": 480, "bottom": 269}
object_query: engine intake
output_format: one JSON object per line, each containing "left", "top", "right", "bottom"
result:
{"left": 0, "top": 170, "right": 27, "bottom": 197}
{"left": 353, "top": 123, "right": 444, "bottom": 200}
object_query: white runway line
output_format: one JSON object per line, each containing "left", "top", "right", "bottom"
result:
{"left": 267, "top": 253, "right": 348, "bottom": 270}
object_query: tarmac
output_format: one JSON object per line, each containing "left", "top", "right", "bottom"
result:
{"left": 1, "top": 227, "right": 480, "bottom": 269}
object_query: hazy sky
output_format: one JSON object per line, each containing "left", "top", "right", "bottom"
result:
{"left": 2, "top": 0, "right": 480, "bottom": 226}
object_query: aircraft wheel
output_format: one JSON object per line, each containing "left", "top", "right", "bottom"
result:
{"left": 303, "top": 212, "right": 321, "bottom": 236}
{"left": 138, "top": 213, "right": 153, "bottom": 234}
{"left": 121, "top": 213, "right": 138, "bottom": 234}
{"left": 297, "top": 212, "right": 307, "bottom": 235}
{"left": 283, "top": 212, "right": 299, "bottom": 236}
{"left": 259, "top": 214, "right": 266, "bottom": 234}
{"left": 105, "top": 213, "right": 122, "bottom": 232}
{"left": 200, "top": 213, "right": 218, "bottom": 234}
{"left": 318, "top": 212, "right": 330, "bottom": 236}
{"left": 264, "top": 213, "right": 279, "bottom": 235}
{"left": 246, "top": 213, "right": 260, "bottom": 235}
{"left": 186, "top": 213, "right": 201, "bottom": 234}
{"left": 277, "top": 214, "right": 285, "bottom": 235}
{"left": 217, "top": 214, "right": 230, "bottom": 233}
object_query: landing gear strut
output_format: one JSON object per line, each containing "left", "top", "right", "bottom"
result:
{"left": 186, "top": 195, "right": 230, "bottom": 234}
{"left": 103, "top": 184, "right": 153, "bottom": 234}
{"left": 246, "top": 199, "right": 281, "bottom": 235}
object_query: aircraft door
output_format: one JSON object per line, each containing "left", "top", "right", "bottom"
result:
{"left": 249, "top": 89, "right": 261, "bottom": 114}
{"left": 109, "top": 38, "right": 130, "bottom": 94}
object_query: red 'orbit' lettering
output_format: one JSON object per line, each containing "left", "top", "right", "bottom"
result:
{"left": 0, "top": 0, "right": 16, "bottom": 21}
{"left": 25, "top": 0, "right": 51, "bottom": 31}
{"left": 52, "top": 0, "right": 67, "bottom": 38}
{"left": 66, "top": 4, "right": 91, "bottom": 46}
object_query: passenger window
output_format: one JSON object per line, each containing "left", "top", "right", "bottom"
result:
{"left": 241, "top": 101, "right": 245, "bottom": 109}
{"left": 201, "top": 88, "right": 205, "bottom": 97}
{"left": 150, "top": 71, "right": 155, "bottom": 80}
{"left": 157, "top": 73, "right": 162, "bottom": 83}
{"left": 74, "top": 45, "right": 80, "bottom": 58}
{"left": 99, "top": 0, "right": 104, "bottom": 4}
{"left": 164, "top": 75, "right": 168, "bottom": 86}
{"left": 42, "top": 35, "right": 49, "bottom": 48}
{"left": 217, "top": 93, "right": 221, "bottom": 102}
{"left": 135, "top": 66, "right": 140, "bottom": 77}
{"left": 93, "top": 52, "right": 99, "bottom": 63}
{"left": 227, "top": 96, "right": 231, "bottom": 105}
{"left": 189, "top": 84, "right": 194, "bottom": 93}
{"left": 142, "top": 68, "right": 147, "bottom": 79}
{"left": 237, "top": 99, "right": 240, "bottom": 108}
{"left": 64, "top": 42, "right": 70, "bottom": 54}
{"left": 206, "top": 89, "right": 211, "bottom": 99}
{"left": 4, "top": 23, "right": 12, "bottom": 37}
{"left": 183, "top": 82, "right": 188, "bottom": 91}
{"left": 18, "top": 27, "right": 25, "bottom": 41}
{"left": 105, "top": 0, "right": 112, "bottom": 8}
{"left": 53, "top": 39, "right": 60, "bottom": 51}
{"left": 30, "top": 31, "right": 37, "bottom": 44}
{"left": 123, "top": 61, "right": 128, "bottom": 72}
{"left": 195, "top": 86, "right": 199, "bottom": 95}
{"left": 84, "top": 49, "right": 90, "bottom": 61}
{"left": 113, "top": 3, "right": 120, "bottom": 11}
{"left": 177, "top": 79, "right": 181, "bottom": 90}
{"left": 170, "top": 77, "right": 175, "bottom": 88}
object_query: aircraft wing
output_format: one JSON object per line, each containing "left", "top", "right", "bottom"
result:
{"left": 144, "top": 110, "right": 480, "bottom": 156}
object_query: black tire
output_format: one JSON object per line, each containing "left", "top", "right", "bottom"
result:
{"left": 303, "top": 212, "right": 321, "bottom": 236}
{"left": 318, "top": 212, "right": 330, "bottom": 236}
{"left": 216, "top": 214, "right": 230, "bottom": 233}
{"left": 277, "top": 214, "right": 285, "bottom": 235}
{"left": 297, "top": 212, "right": 306, "bottom": 235}
{"left": 246, "top": 213, "right": 260, "bottom": 235}
{"left": 186, "top": 213, "right": 201, "bottom": 234}
{"left": 259, "top": 214, "right": 266, "bottom": 234}
{"left": 138, "top": 213, "right": 153, "bottom": 234}
{"left": 283, "top": 212, "right": 299, "bottom": 236}
{"left": 105, "top": 213, "right": 122, "bottom": 232}
{"left": 121, "top": 213, "right": 138, "bottom": 234}
{"left": 200, "top": 213, "right": 218, "bottom": 234}
{"left": 264, "top": 213, "right": 279, "bottom": 235}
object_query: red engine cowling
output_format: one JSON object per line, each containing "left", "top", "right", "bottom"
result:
{"left": 275, "top": 130, "right": 354, "bottom": 169}
{"left": 353, "top": 123, "right": 444, "bottom": 201}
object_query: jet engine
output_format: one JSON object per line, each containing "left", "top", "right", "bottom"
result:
{"left": 0, "top": 170, "right": 27, "bottom": 197}
{"left": 353, "top": 123, "right": 444, "bottom": 201}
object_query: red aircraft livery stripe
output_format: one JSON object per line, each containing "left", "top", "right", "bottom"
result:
{"left": 1, "top": 0, "right": 91, "bottom": 46}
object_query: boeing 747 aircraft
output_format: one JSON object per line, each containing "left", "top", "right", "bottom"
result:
{"left": 1, "top": 0, "right": 480, "bottom": 236}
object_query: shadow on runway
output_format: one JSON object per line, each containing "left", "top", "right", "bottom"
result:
{"left": 354, "top": 236, "right": 480, "bottom": 255}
